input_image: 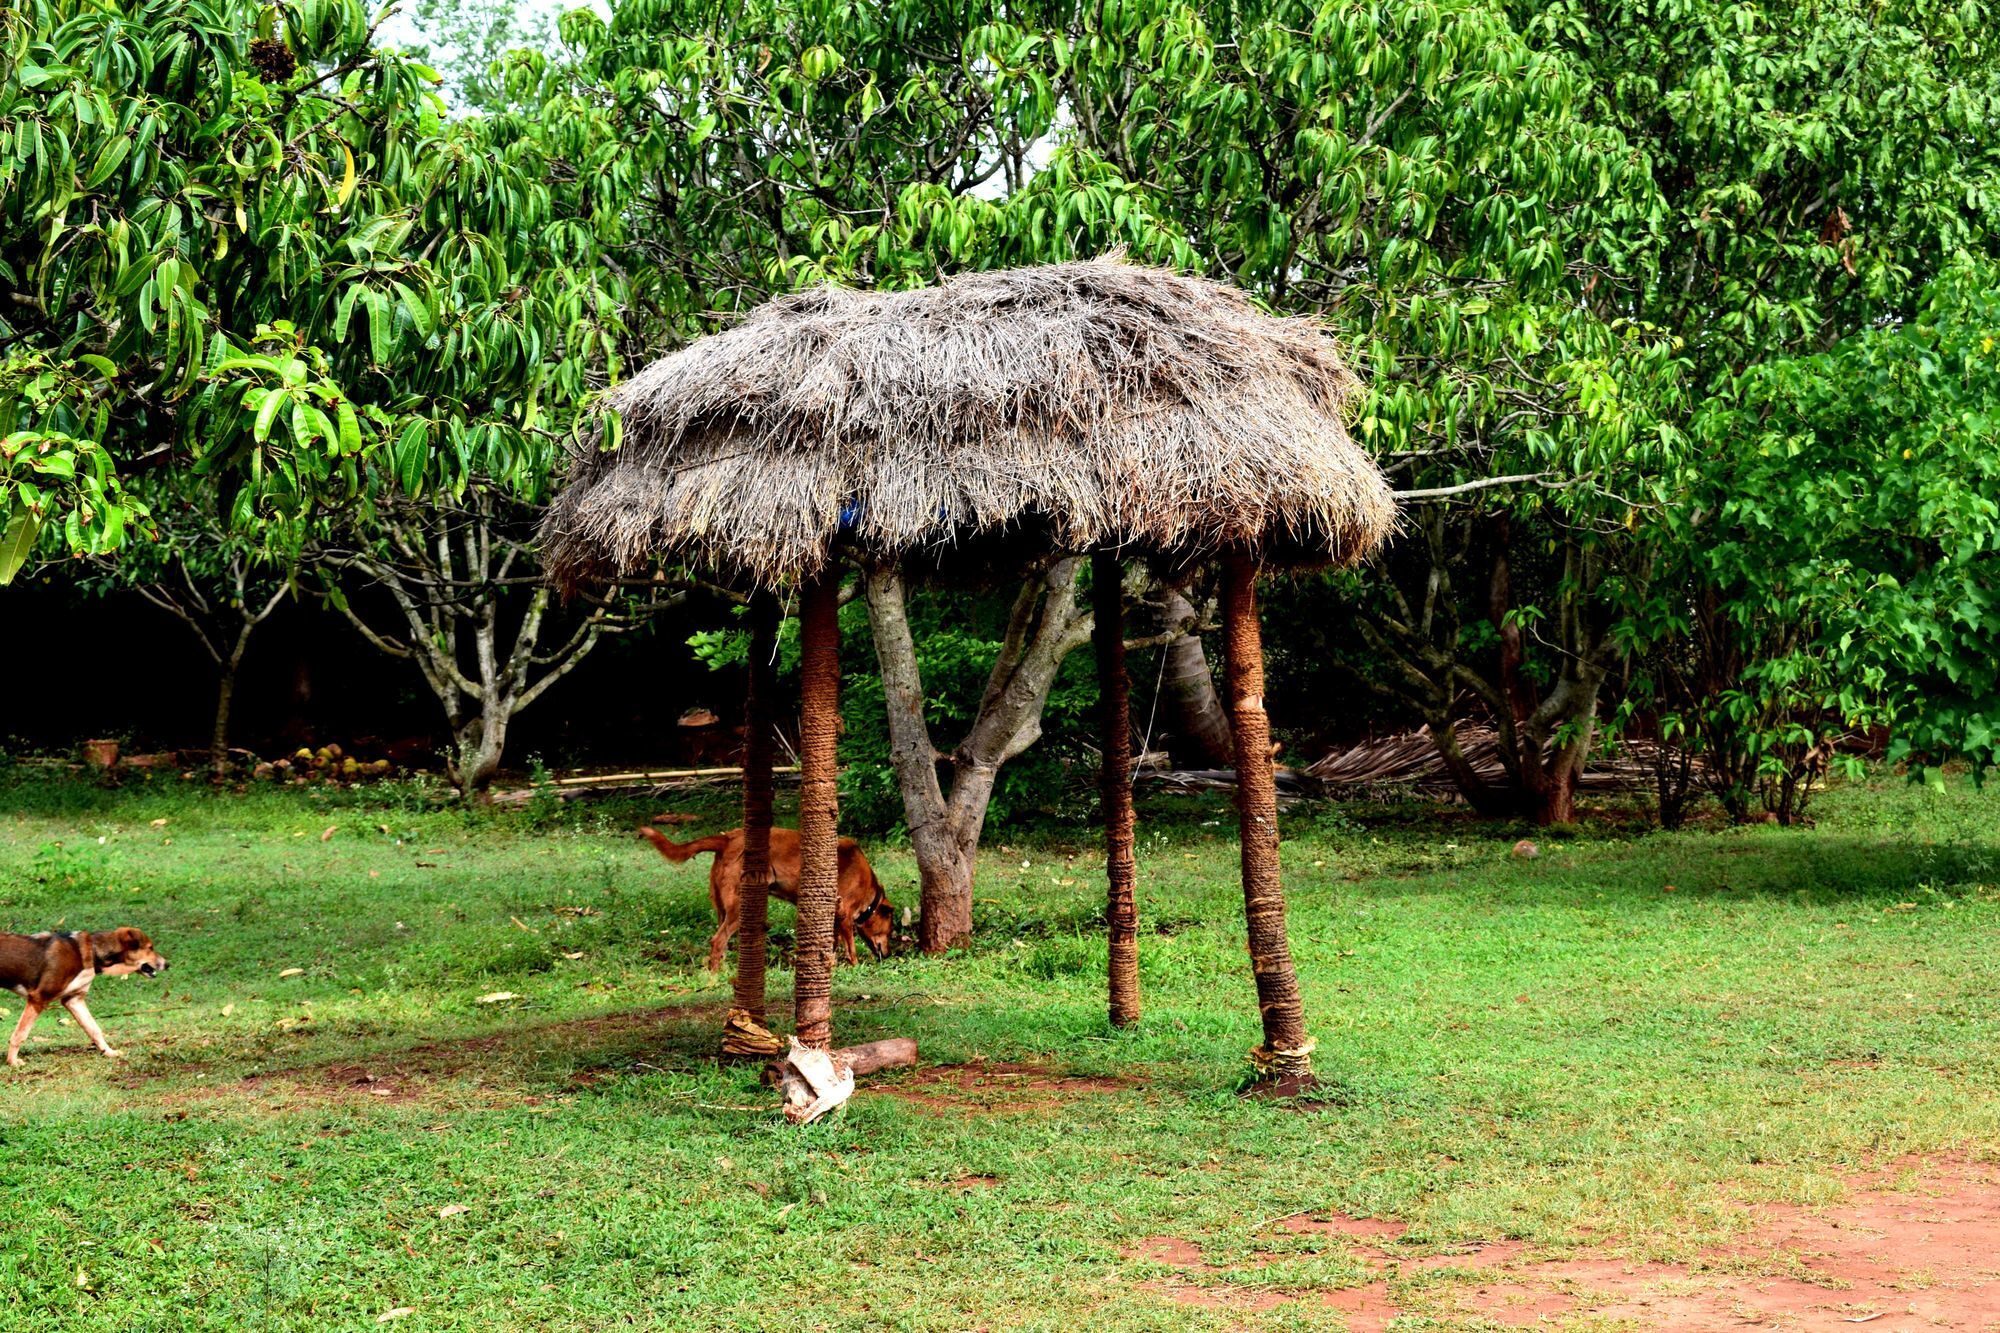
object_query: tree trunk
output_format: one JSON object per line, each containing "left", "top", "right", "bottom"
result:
{"left": 862, "top": 559, "right": 1094, "bottom": 954}
{"left": 1354, "top": 510, "right": 1622, "bottom": 826}
{"left": 1426, "top": 715, "right": 1521, "bottom": 818}
{"left": 1152, "top": 585, "right": 1233, "bottom": 766}
{"left": 210, "top": 667, "right": 238, "bottom": 778}
{"left": 453, "top": 712, "right": 508, "bottom": 797}
{"left": 1488, "top": 518, "right": 1536, "bottom": 724}
{"left": 1532, "top": 688, "right": 1599, "bottom": 825}
{"left": 792, "top": 573, "right": 842, "bottom": 1051}
{"left": 1095, "top": 551, "right": 1141, "bottom": 1029}
{"left": 732, "top": 591, "right": 780, "bottom": 1028}
{"left": 1221, "top": 552, "right": 1313, "bottom": 1082}
{"left": 909, "top": 818, "right": 979, "bottom": 953}
{"left": 865, "top": 563, "right": 975, "bottom": 953}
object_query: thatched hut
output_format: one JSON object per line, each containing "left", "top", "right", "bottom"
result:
{"left": 542, "top": 258, "right": 1395, "bottom": 1082}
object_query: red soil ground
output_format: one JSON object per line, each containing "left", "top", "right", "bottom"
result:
{"left": 1132, "top": 1155, "right": 2000, "bottom": 1330}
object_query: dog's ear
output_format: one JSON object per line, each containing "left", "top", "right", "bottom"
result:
{"left": 109, "top": 927, "right": 152, "bottom": 960}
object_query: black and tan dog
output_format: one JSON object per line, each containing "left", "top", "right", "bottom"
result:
{"left": 639, "top": 826, "right": 893, "bottom": 971}
{"left": 1, "top": 927, "right": 168, "bottom": 1066}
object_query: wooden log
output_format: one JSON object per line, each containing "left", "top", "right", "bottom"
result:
{"left": 762, "top": 1036, "right": 918, "bottom": 1087}
{"left": 549, "top": 765, "right": 800, "bottom": 788}
{"left": 835, "top": 1037, "right": 919, "bottom": 1077}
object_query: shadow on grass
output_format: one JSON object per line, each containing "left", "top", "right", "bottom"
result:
{"left": 119, "top": 1000, "right": 732, "bottom": 1107}
{"left": 117, "top": 996, "right": 1165, "bottom": 1118}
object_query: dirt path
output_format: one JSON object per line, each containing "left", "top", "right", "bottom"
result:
{"left": 1134, "top": 1155, "right": 2000, "bottom": 1330}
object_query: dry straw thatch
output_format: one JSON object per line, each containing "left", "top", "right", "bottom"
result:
{"left": 540, "top": 257, "right": 1396, "bottom": 590}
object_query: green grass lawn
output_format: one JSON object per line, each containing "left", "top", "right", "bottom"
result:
{"left": 1, "top": 767, "right": 1996, "bottom": 1330}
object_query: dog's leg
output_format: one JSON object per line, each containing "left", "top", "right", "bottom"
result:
{"left": 63, "top": 997, "right": 122, "bottom": 1058}
{"left": 7, "top": 1002, "right": 43, "bottom": 1067}
{"left": 707, "top": 908, "right": 739, "bottom": 974}
{"left": 836, "top": 920, "right": 857, "bottom": 966}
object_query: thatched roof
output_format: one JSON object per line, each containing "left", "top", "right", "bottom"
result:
{"left": 540, "top": 258, "right": 1396, "bottom": 590}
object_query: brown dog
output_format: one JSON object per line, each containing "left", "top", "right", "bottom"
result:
{"left": 639, "top": 826, "right": 893, "bottom": 971}
{"left": 1, "top": 927, "right": 168, "bottom": 1066}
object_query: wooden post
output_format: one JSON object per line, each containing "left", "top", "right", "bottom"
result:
{"left": 725, "top": 589, "right": 781, "bottom": 1047}
{"left": 1094, "top": 550, "right": 1141, "bottom": 1028}
{"left": 792, "top": 572, "right": 842, "bottom": 1050}
{"left": 1221, "top": 550, "right": 1313, "bottom": 1082}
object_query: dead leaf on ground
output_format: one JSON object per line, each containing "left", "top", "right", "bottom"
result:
{"left": 320, "top": 826, "right": 337, "bottom": 842}
{"left": 476, "top": 992, "right": 523, "bottom": 1005}
{"left": 279, "top": 968, "right": 304, "bottom": 978}
{"left": 377, "top": 1310, "right": 417, "bottom": 1324}
{"left": 438, "top": 1204, "right": 469, "bottom": 1218}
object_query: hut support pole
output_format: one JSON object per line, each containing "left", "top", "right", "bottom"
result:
{"left": 1221, "top": 551, "right": 1314, "bottom": 1082}
{"left": 793, "top": 572, "right": 843, "bottom": 1050}
{"left": 722, "top": 590, "right": 782, "bottom": 1055}
{"left": 1094, "top": 550, "right": 1141, "bottom": 1028}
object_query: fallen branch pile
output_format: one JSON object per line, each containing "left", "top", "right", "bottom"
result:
{"left": 1135, "top": 766, "right": 1313, "bottom": 795}
{"left": 489, "top": 765, "right": 800, "bottom": 805}
{"left": 1305, "top": 723, "right": 1695, "bottom": 794}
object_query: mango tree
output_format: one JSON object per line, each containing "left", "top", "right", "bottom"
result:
{"left": 0, "top": 0, "right": 451, "bottom": 581}
{"left": 1523, "top": 0, "right": 2000, "bottom": 817}
{"left": 5, "top": 0, "right": 641, "bottom": 781}
{"left": 79, "top": 477, "right": 296, "bottom": 774}
{"left": 1665, "top": 261, "right": 2000, "bottom": 815}
{"left": 299, "top": 51, "right": 639, "bottom": 796}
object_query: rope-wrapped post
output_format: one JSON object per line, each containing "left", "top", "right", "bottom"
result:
{"left": 1221, "top": 551, "right": 1315, "bottom": 1083}
{"left": 722, "top": 589, "right": 784, "bottom": 1058}
{"left": 792, "top": 572, "right": 843, "bottom": 1051}
{"left": 1093, "top": 550, "right": 1141, "bottom": 1028}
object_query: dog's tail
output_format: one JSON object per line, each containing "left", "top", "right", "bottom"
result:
{"left": 638, "top": 827, "right": 732, "bottom": 863}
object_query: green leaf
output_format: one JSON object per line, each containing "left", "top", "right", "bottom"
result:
{"left": 254, "top": 387, "right": 290, "bottom": 443}
{"left": 83, "top": 134, "right": 131, "bottom": 189}
{"left": 394, "top": 418, "right": 431, "bottom": 494}
{"left": 335, "top": 399, "right": 362, "bottom": 456}
{"left": 391, "top": 279, "right": 434, "bottom": 338}
{"left": 368, "top": 289, "right": 393, "bottom": 364}
{"left": 0, "top": 505, "right": 40, "bottom": 585}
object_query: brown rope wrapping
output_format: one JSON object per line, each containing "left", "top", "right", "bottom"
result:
{"left": 729, "top": 589, "right": 781, "bottom": 1032}
{"left": 1248, "top": 1037, "right": 1318, "bottom": 1079}
{"left": 1094, "top": 550, "right": 1141, "bottom": 1028}
{"left": 1221, "top": 550, "right": 1313, "bottom": 1075}
{"left": 792, "top": 573, "right": 842, "bottom": 1050}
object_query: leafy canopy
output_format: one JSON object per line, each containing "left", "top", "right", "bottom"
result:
{"left": 1688, "top": 261, "right": 2000, "bottom": 781}
{"left": 1, "top": 0, "right": 629, "bottom": 584}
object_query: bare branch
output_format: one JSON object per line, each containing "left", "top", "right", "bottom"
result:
{"left": 1393, "top": 473, "right": 1556, "bottom": 502}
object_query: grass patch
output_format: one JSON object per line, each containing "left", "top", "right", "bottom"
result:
{"left": 1, "top": 768, "right": 1996, "bottom": 1329}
